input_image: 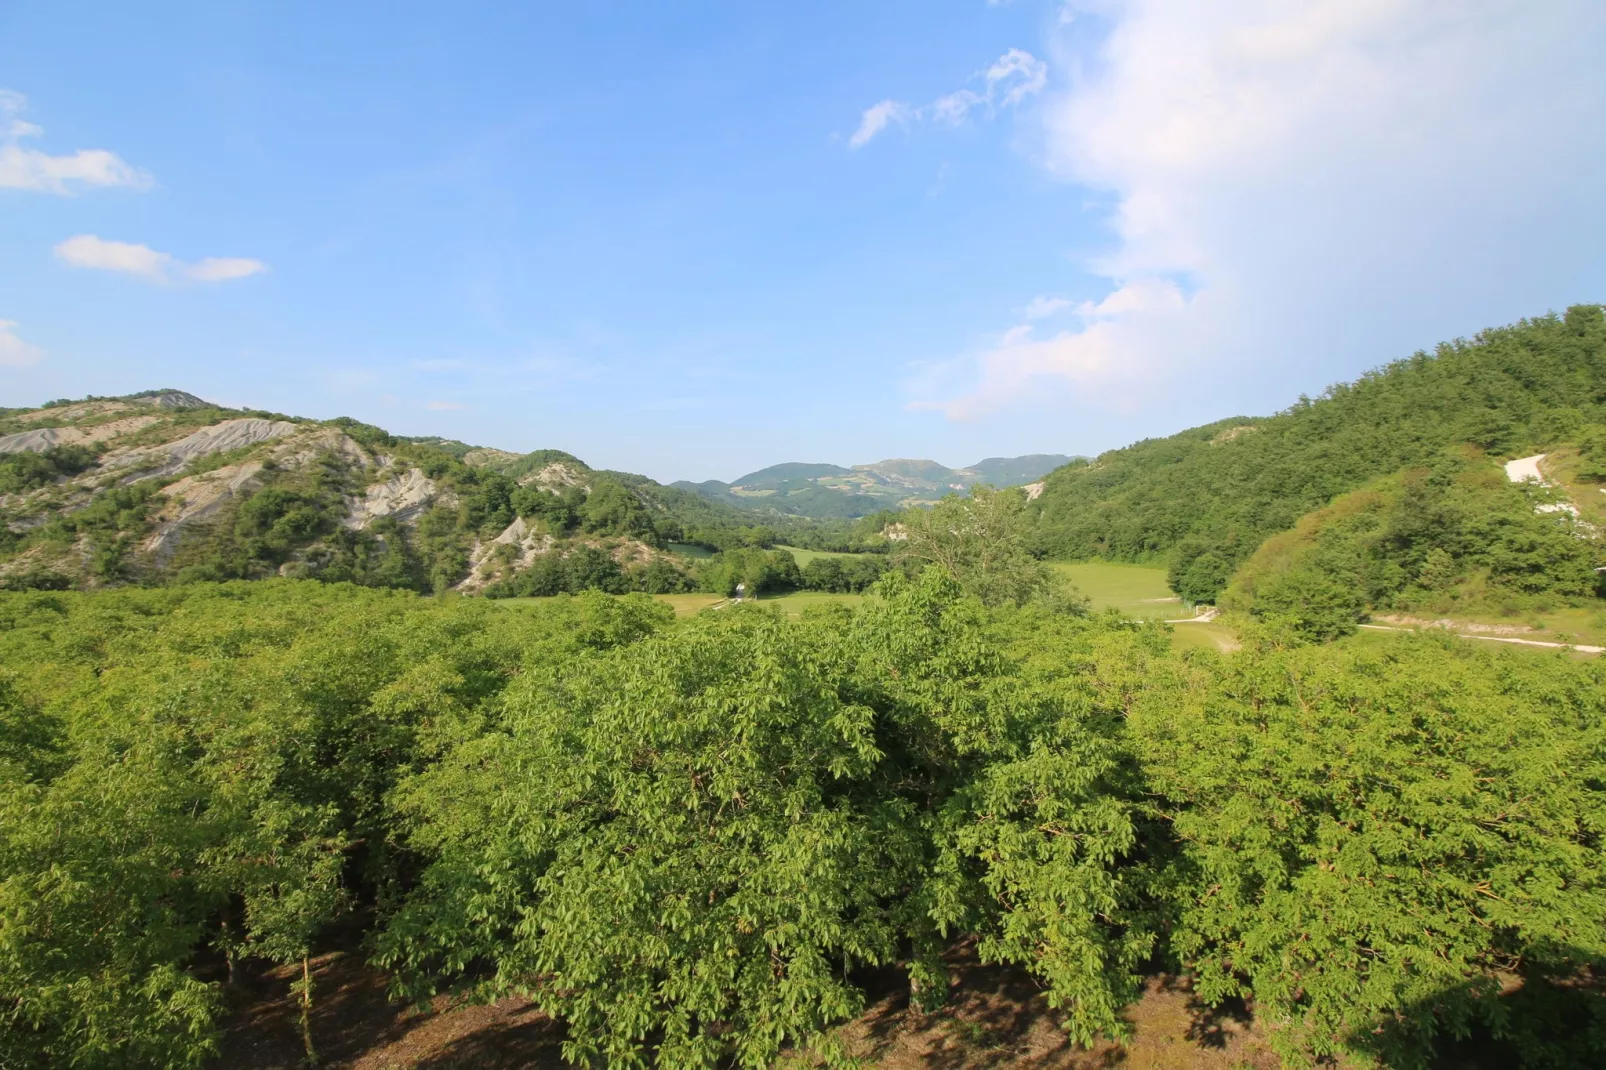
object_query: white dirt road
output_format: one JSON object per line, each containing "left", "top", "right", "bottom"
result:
{"left": 1358, "top": 623, "right": 1602, "bottom": 655}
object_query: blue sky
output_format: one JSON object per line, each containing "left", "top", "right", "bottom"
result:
{"left": 3, "top": 1, "right": 1604, "bottom": 482}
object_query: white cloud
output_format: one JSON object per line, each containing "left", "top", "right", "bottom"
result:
{"left": 0, "top": 90, "right": 151, "bottom": 194}
{"left": 849, "top": 100, "right": 914, "bottom": 148}
{"left": 425, "top": 400, "right": 466, "bottom": 411}
{"left": 1022, "top": 295, "right": 1072, "bottom": 319}
{"left": 931, "top": 90, "right": 985, "bottom": 125}
{"left": 986, "top": 48, "right": 1047, "bottom": 107}
{"left": 921, "top": 277, "right": 1187, "bottom": 418}
{"left": 924, "top": 0, "right": 1606, "bottom": 417}
{"left": 186, "top": 257, "right": 269, "bottom": 283}
{"left": 55, "top": 235, "right": 171, "bottom": 281}
{"left": 54, "top": 235, "right": 267, "bottom": 285}
{"left": 850, "top": 49, "right": 1047, "bottom": 147}
{"left": 0, "top": 320, "right": 45, "bottom": 368}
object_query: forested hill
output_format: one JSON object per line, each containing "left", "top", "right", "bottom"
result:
{"left": 1029, "top": 305, "right": 1606, "bottom": 565}
{"left": 675, "top": 452, "right": 1076, "bottom": 518}
{"left": 0, "top": 392, "right": 777, "bottom": 594}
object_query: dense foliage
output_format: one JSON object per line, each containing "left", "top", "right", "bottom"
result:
{"left": 0, "top": 399, "right": 806, "bottom": 596}
{"left": 1135, "top": 631, "right": 1606, "bottom": 1069}
{"left": 1030, "top": 305, "right": 1606, "bottom": 584}
{"left": 894, "top": 485, "right": 1066, "bottom": 607}
{"left": 0, "top": 445, "right": 99, "bottom": 495}
{"left": 1221, "top": 451, "right": 1605, "bottom": 639}
{"left": 2, "top": 573, "right": 1600, "bottom": 1069}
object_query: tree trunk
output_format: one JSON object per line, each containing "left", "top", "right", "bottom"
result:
{"left": 298, "top": 955, "right": 318, "bottom": 1067}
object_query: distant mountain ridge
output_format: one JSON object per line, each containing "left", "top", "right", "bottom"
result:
{"left": 673, "top": 453, "right": 1078, "bottom": 518}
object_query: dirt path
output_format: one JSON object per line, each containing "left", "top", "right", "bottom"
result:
{"left": 1358, "top": 623, "right": 1603, "bottom": 654}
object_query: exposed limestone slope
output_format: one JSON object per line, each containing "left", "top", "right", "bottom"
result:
{"left": 139, "top": 427, "right": 377, "bottom": 560}
{"left": 274, "top": 426, "right": 375, "bottom": 470}
{"left": 128, "top": 389, "right": 210, "bottom": 409}
{"left": 142, "top": 462, "right": 266, "bottom": 560}
{"left": 456, "top": 515, "right": 556, "bottom": 592}
{"left": 0, "top": 415, "right": 162, "bottom": 454}
{"left": 102, "top": 418, "right": 300, "bottom": 479}
{"left": 344, "top": 468, "right": 443, "bottom": 528}
{"left": 463, "top": 447, "right": 522, "bottom": 467}
{"left": 519, "top": 461, "right": 588, "bottom": 491}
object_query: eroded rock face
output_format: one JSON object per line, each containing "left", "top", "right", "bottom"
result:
{"left": 271, "top": 427, "right": 375, "bottom": 470}
{"left": 104, "top": 418, "right": 299, "bottom": 478}
{"left": 462, "top": 447, "right": 522, "bottom": 468}
{"left": 344, "top": 468, "right": 441, "bottom": 529}
{"left": 0, "top": 427, "right": 82, "bottom": 454}
{"left": 0, "top": 416, "right": 162, "bottom": 455}
{"left": 519, "top": 462, "right": 587, "bottom": 491}
{"left": 13, "top": 401, "right": 131, "bottom": 425}
{"left": 142, "top": 462, "right": 265, "bottom": 560}
{"left": 128, "top": 390, "right": 210, "bottom": 410}
{"left": 456, "top": 516, "right": 555, "bottom": 591}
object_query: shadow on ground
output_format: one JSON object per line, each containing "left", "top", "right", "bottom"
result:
{"left": 218, "top": 942, "right": 1305, "bottom": 1069}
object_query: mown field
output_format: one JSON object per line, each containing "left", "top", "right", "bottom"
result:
{"left": 1048, "top": 561, "right": 1195, "bottom": 619}
{"left": 772, "top": 544, "right": 864, "bottom": 567}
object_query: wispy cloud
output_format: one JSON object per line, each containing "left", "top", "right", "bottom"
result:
{"left": 425, "top": 400, "right": 466, "bottom": 411}
{"left": 919, "top": 0, "right": 1606, "bottom": 417}
{"left": 917, "top": 278, "right": 1186, "bottom": 419}
{"left": 849, "top": 100, "right": 915, "bottom": 149}
{"left": 0, "top": 90, "right": 151, "bottom": 194}
{"left": 1022, "top": 295, "right": 1072, "bottom": 319}
{"left": 0, "top": 320, "right": 45, "bottom": 368}
{"left": 848, "top": 49, "right": 1047, "bottom": 149}
{"left": 54, "top": 235, "right": 268, "bottom": 285}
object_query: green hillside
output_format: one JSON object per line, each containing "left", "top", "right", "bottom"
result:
{"left": 0, "top": 396, "right": 783, "bottom": 596}
{"left": 7, "top": 347, "right": 1606, "bottom": 1069}
{"left": 675, "top": 452, "right": 1076, "bottom": 518}
{"left": 1029, "top": 305, "right": 1606, "bottom": 573}
{"left": 727, "top": 461, "right": 852, "bottom": 486}
{"left": 1217, "top": 448, "right": 1604, "bottom": 640}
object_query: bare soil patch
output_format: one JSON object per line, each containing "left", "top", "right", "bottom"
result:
{"left": 218, "top": 945, "right": 1296, "bottom": 1070}
{"left": 216, "top": 952, "right": 566, "bottom": 1069}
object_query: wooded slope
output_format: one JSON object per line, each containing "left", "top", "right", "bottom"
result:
{"left": 1029, "top": 306, "right": 1606, "bottom": 567}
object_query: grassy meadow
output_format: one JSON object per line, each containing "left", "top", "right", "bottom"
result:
{"left": 773, "top": 544, "right": 863, "bottom": 567}
{"left": 1052, "top": 561, "right": 1197, "bottom": 620}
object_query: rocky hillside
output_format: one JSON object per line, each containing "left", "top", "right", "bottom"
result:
{"left": 674, "top": 453, "right": 1076, "bottom": 518}
{"left": 0, "top": 391, "right": 767, "bottom": 595}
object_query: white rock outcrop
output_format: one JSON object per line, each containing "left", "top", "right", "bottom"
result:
{"left": 0, "top": 415, "right": 162, "bottom": 455}
{"left": 0, "top": 427, "right": 82, "bottom": 454}
{"left": 456, "top": 516, "right": 555, "bottom": 591}
{"left": 344, "top": 468, "right": 441, "bottom": 528}
{"left": 103, "top": 418, "right": 298, "bottom": 478}
{"left": 519, "top": 462, "right": 587, "bottom": 490}
{"left": 141, "top": 462, "right": 265, "bottom": 559}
